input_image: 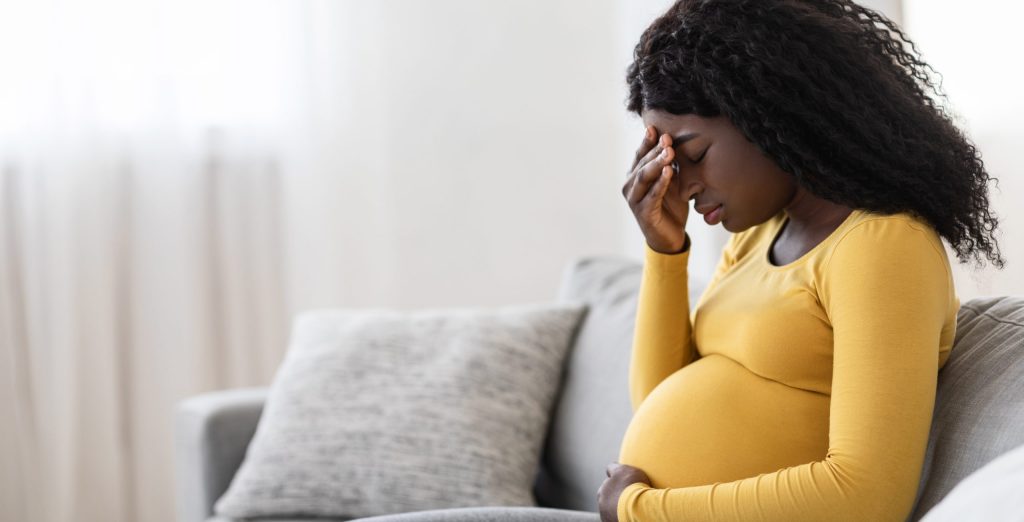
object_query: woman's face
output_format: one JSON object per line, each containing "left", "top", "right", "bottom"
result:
{"left": 640, "top": 109, "right": 797, "bottom": 233}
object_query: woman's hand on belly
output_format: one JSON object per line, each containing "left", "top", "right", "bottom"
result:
{"left": 597, "top": 462, "right": 651, "bottom": 522}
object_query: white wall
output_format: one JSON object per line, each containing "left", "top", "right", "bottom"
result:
{"left": 281, "top": 0, "right": 630, "bottom": 313}
{"left": 902, "top": 0, "right": 1024, "bottom": 299}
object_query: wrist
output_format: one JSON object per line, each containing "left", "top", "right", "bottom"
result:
{"left": 650, "top": 233, "right": 690, "bottom": 255}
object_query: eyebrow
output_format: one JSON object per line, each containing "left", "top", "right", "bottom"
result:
{"left": 671, "top": 133, "right": 700, "bottom": 148}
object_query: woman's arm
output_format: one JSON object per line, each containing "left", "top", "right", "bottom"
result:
{"left": 619, "top": 218, "right": 953, "bottom": 521}
{"left": 629, "top": 232, "right": 739, "bottom": 412}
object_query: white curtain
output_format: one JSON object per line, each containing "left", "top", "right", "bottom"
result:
{"left": 0, "top": 1, "right": 634, "bottom": 521}
{"left": 0, "top": 2, "right": 303, "bottom": 521}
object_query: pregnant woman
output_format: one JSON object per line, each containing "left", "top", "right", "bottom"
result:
{"left": 596, "top": 1, "right": 1005, "bottom": 521}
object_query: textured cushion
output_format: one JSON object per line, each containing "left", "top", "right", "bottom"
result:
{"left": 534, "top": 255, "right": 705, "bottom": 511}
{"left": 910, "top": 296, "right": 1024, "bottom": 520}
{"left": 214, "top": 303, "right": 587, "bottom": 520}
{"left": 919, "top": 441, "right": 1024, "bottom": 521}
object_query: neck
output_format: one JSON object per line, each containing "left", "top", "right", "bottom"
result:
{"left": 782, "top": 187, "right": 853, "bottom": 231}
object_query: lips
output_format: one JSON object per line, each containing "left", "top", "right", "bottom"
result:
{"left": 694, "top": 203, "right": 720, "bottom": 215}
{"left": 695, "top": 203, "right": 724, "bottom": 225}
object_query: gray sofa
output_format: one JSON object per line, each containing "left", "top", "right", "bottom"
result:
{"left": 175, "top": 255, "right": 1024, "bottom": 522}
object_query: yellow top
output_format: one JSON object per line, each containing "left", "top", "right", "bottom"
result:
{"left": 616, "top": 209, "right": 959, "bottom": 522}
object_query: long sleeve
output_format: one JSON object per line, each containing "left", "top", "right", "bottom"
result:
{"left": 628, "top": 237, "right": 694, "bottom": 412}
{"left": 629, "top": 233, "right": 740, "bottom": 412}
{"left": 618, "top": 219, "right": 953, "bottom": 522}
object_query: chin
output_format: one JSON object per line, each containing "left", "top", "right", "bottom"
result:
{"left": 720, "top": 217, "right": 752, "bottom": 234}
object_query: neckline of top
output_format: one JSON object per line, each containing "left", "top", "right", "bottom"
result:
{"left": 763, "top": 208, "right": 861, "bottom": 270}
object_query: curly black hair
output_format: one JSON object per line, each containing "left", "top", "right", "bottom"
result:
{"left": 626, "top": 0, "right": 1004, "bottom": 268}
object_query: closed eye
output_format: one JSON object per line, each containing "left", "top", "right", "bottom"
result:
{"left": 687, "top": 147, "right": 709, "bottom": 164}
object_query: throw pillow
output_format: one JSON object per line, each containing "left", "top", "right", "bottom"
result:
{"left": 910, "top": 296, "right": 1024, "bottom": 518}
{"left": 920, "top": 442, "right": 1024, "bottom": 521}
{"left": 213, "top": 302, "right": 587, "bottom": 519}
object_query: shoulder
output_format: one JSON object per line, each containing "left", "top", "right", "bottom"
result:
{"left": 817, "top": 210, "right": 954, "bottom": 307}
{"left": 822, "top": 210, "right": 949, "bottom": 271}
{"left": 817, "top": 210, "right": 957, "bottom": 330}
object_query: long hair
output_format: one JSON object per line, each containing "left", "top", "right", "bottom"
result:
{"left": 626, "top": 0, "right": 1004, "bottom": 267}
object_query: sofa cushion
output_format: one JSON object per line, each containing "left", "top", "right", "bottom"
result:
{"left": 910, "top": 296, "right": 1024, "bottom": 520}
{"left": 535, "top": 255, "right": 705, "bottom": 511}
{"left": 214, "top": 303, "right": 586, "bottom": 520}
{"left": 919, "top": 441, "right": 1024, "bottom": 521}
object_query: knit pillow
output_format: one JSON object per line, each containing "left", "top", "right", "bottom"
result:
{"left": 920, "top": 442, "right": 1024, "bottom": 521}
{"left": 213, "top": 302, "right": 587, "bottom": 519}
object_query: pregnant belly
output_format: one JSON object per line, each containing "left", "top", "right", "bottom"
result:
{"left": 618, "top": 354, "right": 830, "bottom": 489}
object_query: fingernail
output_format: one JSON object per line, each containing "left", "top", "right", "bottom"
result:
{"left": 645, "top": 127, "right": 653, "bottom": 141}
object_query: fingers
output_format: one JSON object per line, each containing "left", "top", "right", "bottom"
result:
{"left": 630, "top": 125, "right": 658, "bottom": 171}
{"left": 618, "top": 130, "right": 675, "bottom": 201}
{"left": 607, "top": 462, "right": 623, "bottom": 476}
{"left": 623, "top": 138, "right": 674, "bottom": 206}
{"left": 652, "top": 165, "right": 674, "bottom": 204}
{"left": 629, "top": 128, "right": 667, "bottom": 179}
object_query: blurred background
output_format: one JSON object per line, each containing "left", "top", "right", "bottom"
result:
{"left": 0, "top": 1, "right": 1020, "bottom": 521}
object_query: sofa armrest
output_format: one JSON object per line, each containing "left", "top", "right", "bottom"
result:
{"left": 174, "top": 387, "right": 268, "bottom": 522}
